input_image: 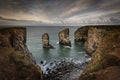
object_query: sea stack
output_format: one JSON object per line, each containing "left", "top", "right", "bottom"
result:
{"left": 42, "top": 33, "right": 54, "bottom": 49}
{"left": 58, "top": 28, "right": 71, "bottom": 47}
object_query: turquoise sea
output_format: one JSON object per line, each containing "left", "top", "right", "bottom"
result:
{"left": 26, "top": 26, "right": 88, "bottom": 64}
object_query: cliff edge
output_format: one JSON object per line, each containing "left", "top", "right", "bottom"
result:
{"left": 76, "top": 25, "right": 120, "bottom": 80}
{"left": 0, "top": 27, "right": 42, "bottom": 80}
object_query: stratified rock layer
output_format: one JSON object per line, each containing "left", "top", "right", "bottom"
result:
{"left": 58, "top": 28, "right": 71, "bottom": 47}
{"left": 79, "top": 25, "right": 120, "bottom": 80}
{"left": 0, "top": 27, "right": 43, "bottom": 80}
{"left": 42, "top": 33, "right": 54, "bottom": 49}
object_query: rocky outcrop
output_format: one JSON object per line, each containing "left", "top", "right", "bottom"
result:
{"left": 84, "top": 26, "right": 107, "bottom": 56}
{"left": 42, "top": 33, "right": 54, "bottom": 49}
{"left": 74, "top": 27, "right": 88, "bottom": 42}
{"left": 0, "top": 47, "right": 43, "bottom": 80}
{"left": 79, "top": 25, "right": 120, "bottom": 80}
{"left": 58, "top": 28, "right": 71, "bottom": 47}
{"left": 0, "top": 27, "right": 34, "bottom": 60}
{"left": 0, "top": 27, "right": 43, "bottom": 80}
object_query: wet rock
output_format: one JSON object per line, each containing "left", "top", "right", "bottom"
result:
{"left": 58, "top": 28, "right": 71, "bottom": 47}
{"left": 41, "top": 58, "right": 89, "bottom": 80}
{"left": 79, "top": 25, "right": 120, "bottom": 80}
{"left": 74, "top": 27, "right": 88, "bottom": 42}
{"left": 42, "top": 33, "right": 54, "bottom": 49}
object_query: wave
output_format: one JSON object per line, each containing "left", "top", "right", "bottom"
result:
{"left": 56, "top": 41, "right": 59, "bottom": 44}
{"left": 63, "top": 46, "right": 73, "bottom": 49}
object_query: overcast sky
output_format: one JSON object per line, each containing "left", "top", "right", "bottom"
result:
{"left": 0, "top": 0, "right": 120, "bottom": 26}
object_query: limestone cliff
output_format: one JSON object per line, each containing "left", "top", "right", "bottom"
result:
{"left": 74, "top": 27, "right": 88, "bottom": 42}
{"left": 58, "top": 28, "right": 71, "bottom": 47}
{"left": 79, "top": 25, "right": 120, "bottom": 80}
{"left": 0, "top": 27, "right": 43, "bottom": 80}
{"left": 0, "top": 27, "right": 34, "bottom": 60}
{"left": 42, "top": 33, "right": 54, "bottom": 49}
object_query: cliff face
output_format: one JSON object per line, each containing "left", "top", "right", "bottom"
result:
{"left": 84, "top": 27, "right": 107, "bottom": 56}
{"left": 74, "top": 27, "right": 88, "bottom": 42}
{"left": 58, "top": 28, "right": 71, "bottom": 47}
{"left": 0, "top": 27, "right": 29, "bottom": 53}
{"left": 78, "top": 25, "right": 120, "bottom": 80}
{"left": 0, "top": 27, "right": 42, "bottom": 80}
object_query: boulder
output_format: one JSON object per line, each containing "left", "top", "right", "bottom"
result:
{"left": 42, "top": 33, "right": 54, "bottom": 49}
{"left": 58, "top": 28, "right": 71, "bottom": 47}
{"left": 79, "top": 25, "right": 120, "bottom": 80}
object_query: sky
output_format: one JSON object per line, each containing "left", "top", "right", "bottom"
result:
{"left": 0, "top": 0, "right": 120, "bottom": 26}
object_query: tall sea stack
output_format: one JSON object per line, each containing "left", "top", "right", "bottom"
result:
{"left": 58, "top": 28, "right": 71, "bottom": 47}
{"left": 42, "top": 33, "right": 54, "bottom": 49}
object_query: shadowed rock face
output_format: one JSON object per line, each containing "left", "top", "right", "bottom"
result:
{"left": 74, "top": 27, "right": 88, "bottom": 42}
{"left": 79, "top": 25, "right": 120, "bottom": 80}
{"left": 42, "top": 33, "right": 54, "bottom": 49}
{"left": 0, "top": 27, "right": 43, "bottom": 80}
{"left": 58, "top": 28, "right": 71, "bottom": 47}
{"left": 0, "top": 27, "right": 33, "bottom": 58}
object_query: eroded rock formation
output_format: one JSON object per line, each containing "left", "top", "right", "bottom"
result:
{"left": 0, "top": 27, "right": 43, "bottom": 80}
{"left": 42, "top": 33, "right": 54, "bottom": 49}
{"left": 0, "top": 27, "right": 34, "bottom": 59}
{"left": 74, "top": 27, "right": 88, "bottom": 42}
{"left": 58, "top": 28, "right": 71, "bottom": 47}
{"left": 78, "top": 25, "right": 120, "bottom": 80}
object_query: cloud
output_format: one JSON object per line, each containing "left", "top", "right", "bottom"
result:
{"left": 0, "top": 0, "right": 120, "bottom": 26}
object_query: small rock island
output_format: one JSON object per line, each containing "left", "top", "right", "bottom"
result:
{"left": 58, "top": 28, "right": 71, "bottom": 47}
{"left": 42, "top": 33, "right": 54, "bottom": 49}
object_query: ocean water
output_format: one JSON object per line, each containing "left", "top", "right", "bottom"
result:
{"left": 26, "top": 26, "right": 88, "bottom": 64}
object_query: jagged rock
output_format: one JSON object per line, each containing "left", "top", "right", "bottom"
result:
{"left": 58, "top": 28, "right": 71, "bottom": 47}
{"left": 74, "top": 27, "right": 88, "bottom": 42}
{"left": 0, "top": 27, "right": 34, "bottom": 61}
{"left": 42, "top": 33, "right": 54, "bottom": 49}
{"left": 0, "top": 27, "right": 43, "bottom": 80}
{"left": 79, "top": 25, "right": 120, "bottom": 80}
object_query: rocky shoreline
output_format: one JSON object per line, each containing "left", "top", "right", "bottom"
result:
{"left": 0, "top": 25, "right": 120, "bottom": 80}
{"left": 39, "top": 58, "right": 90, "bottom": 80}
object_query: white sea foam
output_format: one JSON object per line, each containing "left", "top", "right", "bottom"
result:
{"left": 56, "top": 41, "right": 59, "bottom": 44}
{"left": 63, "top": 46, "right": 73, "bottom": 49}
